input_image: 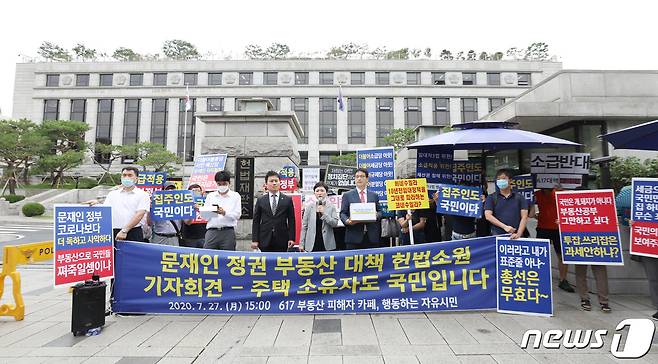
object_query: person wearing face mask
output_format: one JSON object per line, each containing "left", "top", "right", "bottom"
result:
{"left": 86, "top": 166, "right": 150, "bottom": 242}
{"left": 484, "top": 169, "right": 529, "bottom": 239}
{"left": 203, "top": 171, "right": 242, "bottom": 250}
{"left": 180, "top": 184, "right": 207, "bottom": 248}
{"left": 300, "top": 182, "right": 339, "bottom": 252}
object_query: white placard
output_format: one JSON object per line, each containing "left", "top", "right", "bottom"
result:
{"left": 350, "top": 202, "right": 377, "bottom": 222}
{"left": 530, "top": 153, "right": 590, "bottom": 174}
{"left": 302, "top": 168, "right": 320, "bottom": 191}
{"left": 535, "top": 174, "right": 583, "bottom": 190}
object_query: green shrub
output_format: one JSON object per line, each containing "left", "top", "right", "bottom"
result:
{"left": 77, "top": 177, "right": 98, "bottom": 189}
{"left": 3, "top": 195, "right": 25, "bottom": 203}
{"left": 22, "top": 202, "right": 45, "bottom": 217}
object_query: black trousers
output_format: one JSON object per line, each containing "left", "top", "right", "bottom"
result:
{"left": 112, "top": 227, "right": 145, "bottom": 242}
{"left": 346, "top": 234, "right": 379, "bottom": 250}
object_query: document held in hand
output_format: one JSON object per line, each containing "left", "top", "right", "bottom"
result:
{"left": 350, "top": 202, "right": 377, "bottom": 222}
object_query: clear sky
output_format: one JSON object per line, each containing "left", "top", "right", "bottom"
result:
{"left": 1, "top": 0, "right": 655, "bottom": 117}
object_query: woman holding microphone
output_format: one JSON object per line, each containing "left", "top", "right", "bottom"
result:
{"left": 300, "top": 182, "right": 339, "bottom": 251}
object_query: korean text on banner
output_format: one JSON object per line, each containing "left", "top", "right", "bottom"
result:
{"left": 435, "top": 184, "right": 482, "bottom": 218}
{"left": 556, "top": 190, "right": 623, "bottom": 265}
{"left": 416, "top": 148, "right": 453, "bottom": 188}
{"left": 509, "top": 174, "right": 535, "bottom": 205}
{"left": 324, "top": 164, "right": 357, "bottom": 189}
{"left": 530, "top": 153, "right": 590, "bottom": 174}
{"left": 151, "top": 190, "right": 196, "bottom": 221}
{"left": 54, "top": 205, "right": 114, "bottom": 286}
{"left": 188, "top": 154, "right": 228, "bottom": 191}
{"left": 535, "top": 174, "right": 583, "bottom": 190}
{"left": 452, "top": 161, "right": 482, "bottom": 185}
{"left": 357, "top": 147, "right": 395, "bottom": 203}
{"left": 496, "top": 237, "right": 553, "bottom": 317}
{"left": 302, "top": 168, "right": 320, "bottom": 191}
{"left": 112, "top": 237, "right": 496, "bottom": 314}
{"left": 136, "top": 172, "right": 167, "bottom": 195}
{"left": 630, "top": 178, "right": 658, "bottom": 258}
{"left": 385, "top": 178, "right": 430, "bottom": 211}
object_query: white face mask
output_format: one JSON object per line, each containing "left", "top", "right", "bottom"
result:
{"left": 217, "top": 185, "right": 229, "bottom": 193}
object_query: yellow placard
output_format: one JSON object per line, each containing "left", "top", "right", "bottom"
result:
{"left": 385, "top": 178, "right": 430, "bottom": 211}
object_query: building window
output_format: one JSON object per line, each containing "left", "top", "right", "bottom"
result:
{"left": 129, "top": 73, "right": 143, "bottom": 86}
{"left": 153, "top": 73, "right": 167, "bottom": 86}
{"left": 348, "top": 98, "right": 365, "bottom": 144}
{"left": 433, "top": 98, "right": 450, "bottom": 125}
{"left": 376, "top": 98, "right": 394, "bottom": 146}
{"left": 207, "top": 98, "right": 223, "bottom": 111}
{"left": 319, "top": 72, "right": 334, "bottom": 85}
{"left": 487, "top": 73, "right": 500, "bottom": 86}
{"left": 267, "top": 98, "right": 280, "bottom": 111}
{"left": 292, "top": 98, "right": 309, "bottom": 143}
{"left": 461, "top": 98, "right": 478, "bottom": 122}
{"left": 178, "top": 98, "right": 196, "bottom": 162}
{"left": 151, "top": 99, "right": 168, "bottom": 145}
{"left": 319, "top": 152, "right": 340, "bottom": 166}
{"left": 184, "top": 73, "right": 198, "bottom": 86}
{"left": 489, "top": 98, "right": 505, "bottom": 112}
{"left": 518, "top": 73, "right": 531, "bottom": 86}
{"left": 376, "top": 72, "right": 389, "bottom": 85}
{"left": 208, "top": 73, "right": 222, "bottom": 85}
{"left": 295, "top": 72, "right": 309, "bottom": 85}
{"left": 263, "top": 72, "right": 278, "bottom": 85}
{"left": 299, "top": 151, "right": 308, "bottom": 166}
{"left": 405, "top": 98, "right": 422, "bottom": 129}
{"left": 407, "top": 72, "right": 421, "bottom": 85}
{"left": 46, "top": 74, "right": 59, "bottom": 87}
{"left": 123, "top": 99, "right": 140, "bottom": 145}
{"left": 239, "top": 72, "right": 253, "bottom": 85}
{"left": 70, "top": 99, "right": 86, "bottom": 122}
{"left": 95, "top": 99, "right": 113, "bottom": 162}
{"left": 351, "top": 72, "right": 365, "bottom": 85}
{"left": 43, "top": 99, "right": 59, "bottom": 120}
{"left": 99, "top": 74, "right": 113, "bottom": 86}
{"left": 432, "top": 72, "right": 445, "bottom": 85}
{"left": 319, "top": 98, "right": 337, "bottom": 144}
{"left": 462, "top": 73, "right": 476, "bottom": 85}
{"left": 76, "top": 74, "right": 89, "bottom": 87}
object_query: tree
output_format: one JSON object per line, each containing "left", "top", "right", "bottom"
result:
{"left": 329, "top": 153, "right": 356, "bottom": 166}
{"left": 524, "top": 42, "right": 550, "bottom": 61}
{"left": 326, "top": 46, "right": 347, "bottom": 59}
{"left": 424, "top": 47, "right": 432, "bottom": 58}
{"left": 162, "top": 39, "right": 200, "bottom": 60}
{"left": 491, "top": 51, "right": 504, "bottom": 61}
{"left": 370, "top": 47, "right": 387, "bottom": 60}
{"left": 386, "top": 48, "right": 409, "bottom": 60}
{"left": 88, "top": 144, "right": 133, "bottom": 184}
{"left": 265, "top": 43, "right": 290, "bottom": 59}
{"left": 439, "top": 49, "right": 453, "bottom": 60}
{"left": 72, "top": 43, "right": 97, "bottom": 61}
{"left": 112, "top": 47, "right": 142, "bottom": 61}
{"left": 244, "top": 44, "right": 265, "bottom": 59}
{"left": 410, "top": 48, "right": 422, "bottom": 59}
{"left": 383, "top": 128, "right": 416, "bottom": 151}
{"left": 36, "top": 120, "right": 89, "bottom": 187}
{"left": 132, "top": 142, "right": 180, "bottom": 173}
{"left": 466, "top": 50, "right": 477, "bottom": 60}
{"left": 506, "top": 47, "right": 523, "bottom": 60}
{"left": 479, "top": 52, "right": 489, "bottom": 60}
{"left": 38, "top": 41, "right": 72, "bottom": 62}
{"left": 0, "top": 119, "right": 48, "bottom": 186}
{"left": 455, "top": 51, "right": 465, "bottom": 60}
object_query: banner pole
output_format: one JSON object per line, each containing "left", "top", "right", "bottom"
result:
{"left": 408, "top": 209, "right": 415, "bottom": 245}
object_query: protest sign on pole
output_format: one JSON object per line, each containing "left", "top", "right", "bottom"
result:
{"left": 324, "top": 164, "right": 357, "bottom": 189}
{"left": 136, "top": 172, "right": 167, "bottom": 195}
{"left": 435, "top": 184, "right": 482, "bottom": 218}
{"left": 386, "top": 178, "right": 430, "bottom": 245}
{"left": 53, "top": 205, "right": 114, "bottom": 286}
{"left": 556, "top": 189, "right": 623, "bottom": 265}
{"left": 530, "top": 153, "right": 590, "bottom": 174}
{"left": 356, "top": 147, "right": 395, "bottom": 204}
{"left": 302, "top": 168, "right": 320, "bottom": 191}
{"left": 451, "top": 161, "right": 482, "bottom": 185}
{"left": 150, "top": 190, "right": 196, "bottom": 221}
{"left": 630, "top": 178, "right": 658, "bottom": 258}
{"left": 496, "top": 237, "right": 553, "bottom": 317}
{"left": 510, "top": 174, "right": 535, "bottom": 205}
{"left": 188, "top": 154, "right": 228, "bottom": 191}
{"left": 416, "top": 147, "right": 453, "bottom": 190}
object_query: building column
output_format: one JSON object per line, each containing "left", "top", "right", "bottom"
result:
{"left": 225, "top": 97, "right": 236, "bottom": 111}
{"left": 193, "top": 98, "right": 207, "bottom": 161}
{"left": 365, "top": 97, "right": 376, "bottom": 146}
{"left": 478, "top": 98, "right": 489, "bottom": 119}
{"left": 59, "top": 99, "right": 71, "bottom": 120}
{"left": 84, "top": 99, "right": 98, "bottom": 163}
{"left": 307, "top": 97, "right": 320, "bottom": 165}
{"left": 111, "top": 99, "right": 125, "bottom": 145}
{"left": 393, "top": 97, "right": 405, "bottom": 129}
{"left": 450, "top": 98, "right": 462, "bottom": 125}
{"left": 421, "top": 97, "right": 433, "bottom": 125}
{"left": 139, "top": 98, "right": 152, "bottom": 142}
{"left": 166, "top": 98, "right": 179, "bottom": 154}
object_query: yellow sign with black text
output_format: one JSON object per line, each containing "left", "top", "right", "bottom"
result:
{"left": 385, "top": 178, "right": 430, "bottom": 211}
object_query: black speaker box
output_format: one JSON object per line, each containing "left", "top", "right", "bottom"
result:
{"left": 71, "top": 279, "right": 106, "bottom": 336}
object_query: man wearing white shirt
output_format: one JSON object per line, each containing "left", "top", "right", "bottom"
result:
{"left": 203, "top": 171, "right": 241, "bottom": 250}
{"left": 89, "top": 167, "right": 150, "bottom": 242}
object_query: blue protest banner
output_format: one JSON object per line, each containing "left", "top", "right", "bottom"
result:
{"left": 150, "top": 190, "right": 196, "bottom": 221}
{"left": 54, "top": 205, "right": 114, "bottom": 286}
{"left": 496, "top": 237, "right": 553, "bottom": 317}
{"left": 452, "top": 161, "right": 482, "bottom": 185}
{"left": 189, "top": 153, "right": 228, "bottom": 191}
{"left": 630, "top": 178, "right": 658, "bottom": 258}
{"left": 112, "top": 237, "right": 497, "bottom": 314}
{"left": 356, "top": 147, "right": 395, "bottom": 204}
{"left": 511, "top": 174, "right": 535, "bottom": 205}
{"left": 416, "top": 147, "right": 453, "bottom": 190}
{"left": 435, "top": 184, "right": 482, "bottom": 218}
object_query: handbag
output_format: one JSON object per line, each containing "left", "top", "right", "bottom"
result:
{"left": 381, "top": 217, "right": 401, "bottom": 238}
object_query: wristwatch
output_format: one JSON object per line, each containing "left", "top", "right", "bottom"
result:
{"left": 120, "top": 228, "right": 129, "bottom": 234}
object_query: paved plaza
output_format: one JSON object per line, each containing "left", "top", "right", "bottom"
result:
{"left": 0, "top": 265, "right": 656, "bottom": 364}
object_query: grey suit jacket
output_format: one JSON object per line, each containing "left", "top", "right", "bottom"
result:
{"left": 300, "top": 201, "right": 339, "bottom": 251}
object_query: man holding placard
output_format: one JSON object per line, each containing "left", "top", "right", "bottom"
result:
{"left": 340, "top": 168, "right": 381, "bottom": 250}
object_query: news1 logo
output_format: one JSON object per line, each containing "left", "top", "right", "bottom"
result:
{"left": 521, "top": 319, "right": 655, "bottom": 358}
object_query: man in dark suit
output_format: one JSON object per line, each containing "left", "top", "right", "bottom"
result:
{"left": 340, "top": 168, "right": 382, "bottom": 250}
{"left": 251, "top": 170, "right": 296, "bottom": 252}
